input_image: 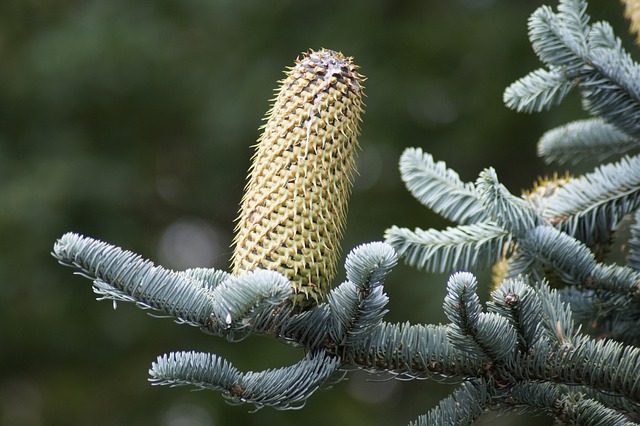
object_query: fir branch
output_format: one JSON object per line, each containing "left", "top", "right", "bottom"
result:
{"left": 582, "top": 47, "right": 640, "bottom": 139}
{"left": 592, "top": 310, "right": 640, "bottom": 348}
{"left": 557, "top": 0, "right": 590, "bottom": 48}
{"left": 150, "top": 350, "right": 341, "bottom": 410}
{"left": 570, "top": 386, "right": 640, "bottom": 424}
{"left": 528, "top": 2, "right": 589, "bottom": 76}
{"left": 53, "top": 232, "right": 216, "bottom": 327}
{"left": 207, "top": 269, "right": 291, "bottom": 335}
{"left": 558, "top": 286, "right": 626, "bottom": 325}
{"left": 488, "top": 278, "right": 545, "bottom": 353}
{"left": 508, "top": 0, "right": 640, "bottom": 140}
{"left": 519, "top": 225, "right": 640, "bottom": 304}
{"left": 589, "top": 20, "right": 623, "bottom": 51}
{"left": 346, "top": 321, "right": 484, "bottom": 378}
{"left": 445, "top": 272, "right": 517, "bottom": 362}
{"left": 537, "top": 118, "right": 638, "bottom": 165}
{"left": 476, "top": 168, "right": 543, "bottom": 238}
{"left": 583, "top": 21, "right": 640, "bottom": 138}
{"left": 472, "top": 312, "right": 518, "bottom": 362}
{"left": 557, "top": 396, "right": 637, "bottom": 426}
{"left": 535, "top": 281, "right": 576, "bottom": 346}
{"left": 398, "top": 147, "right": 487, "bottom": 224}
{"left": 271, "top": 303, "right": 332, "bottom": 349}
{"left": 503, "top": 67, "right": 575, "bottom": 113}
{"left": 327, "top": 282, "right": 378, "bottom": 346}
{"left": 53, "top": 230, "right": 640, "bottom": 420}
{"left": 520, "top": 225, "right": 597, "bottom": 286}
{"left": 503, "top": 382, "right": 637, "bottom": 425}
{"left": 503, "top": 334, "right": 640, "bottom": 409}
{"left": 590, "top": 263, "right": 640, "bottom": 298}
{"left": 344, "top": 241, "right": 398, "bottom": 289}
{"left": 497, "top": 382, "right": 565, "bottom": 420}
{"left": 384, "top": 222, "right": 510, "bottom": 274}
{"left": 543, "top": 154, "right": 640, "bottom": 246}
{"left": 443, "top": 272, "right": 482, "bottom": 333}
{"left": 328, "top": 242, "right": 396, "bottom": 347}
{"left": 149, "top": 351, "right": 241, "bottom": 393}
{"left": 556, "top": 336, "right": 640, "bottom": 405}
{"left": 410, "top": 380, "right": 490, "bottom": 426}
{"left": 180, "top": 268, "right": 232, "bottom": 291}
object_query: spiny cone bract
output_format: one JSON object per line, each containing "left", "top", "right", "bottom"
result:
{"left": 231, "top": 48, "right": 365, "bottom": 308}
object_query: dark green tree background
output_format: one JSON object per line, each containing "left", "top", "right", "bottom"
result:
{"left": 0, "top": 1, "right": 632, "bottom": 425}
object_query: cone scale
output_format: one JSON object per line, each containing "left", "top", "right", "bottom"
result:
{"left": 231, "top": 48, "right": 365, "bottom": 308}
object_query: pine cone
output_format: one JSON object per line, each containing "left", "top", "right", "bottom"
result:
{"left": 232, "top": 48, "right": 365, "bottom": 308}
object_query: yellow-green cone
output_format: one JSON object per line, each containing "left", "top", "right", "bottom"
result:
{"left": 231, "top": 48, "right": 365, "bottom": 308}
{"left": 622, "top": 0, "right": 640, "bottom": 45}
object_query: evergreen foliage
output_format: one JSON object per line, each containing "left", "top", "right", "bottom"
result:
{"left": 53, "top": 0, "right": 640, "bottom": 424}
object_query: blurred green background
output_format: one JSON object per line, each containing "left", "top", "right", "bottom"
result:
{"left": 0, "top": 0, "right": 633, "bottom": 425}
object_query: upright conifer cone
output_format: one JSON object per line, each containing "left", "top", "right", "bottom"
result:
{"left": 231, "top": 48, "right": 365, "bottom": 308}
